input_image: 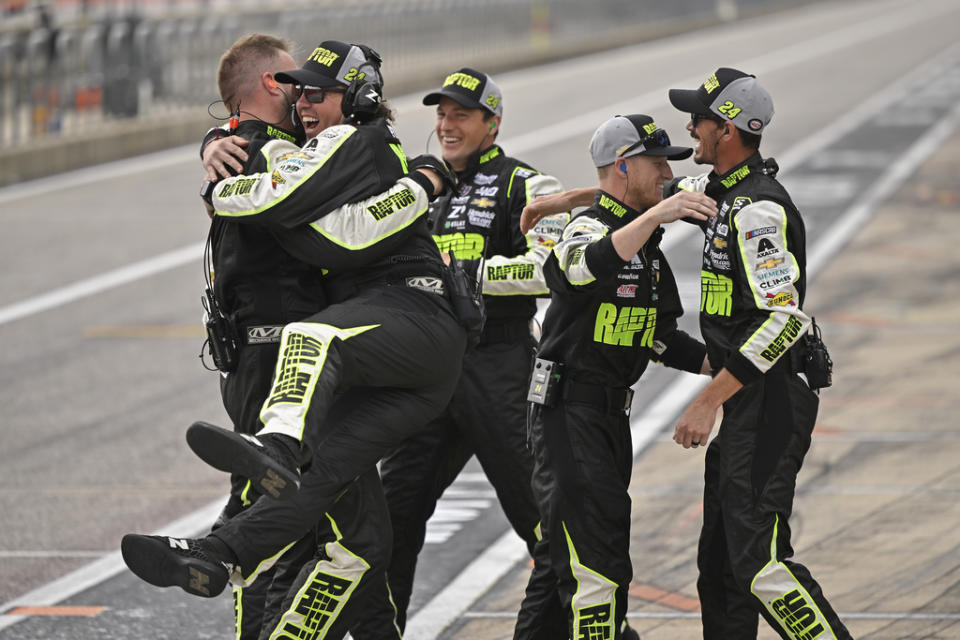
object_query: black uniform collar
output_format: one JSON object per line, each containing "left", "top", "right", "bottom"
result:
{"left": 234, "top": 120, "right": 301, "bottom": 145}
{"left": 705, "top": 152, "right": 779, "bottom": 197}
{"left": 456, "top": 144, "right": 503, "bottom": 180}
{"left": 592, "top": 190, "right": 644, "bottom": 229}
{"left": 592, "top": 190, "right": 665, "bottom": 251}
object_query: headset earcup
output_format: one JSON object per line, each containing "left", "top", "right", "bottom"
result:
{"left": 341, "top": 79, "right": 383, "bottom": 121}
{"left": 341, "top": 82, "right": 358, "bottom": 119}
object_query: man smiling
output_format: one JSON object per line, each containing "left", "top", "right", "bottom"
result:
{"left": 668, "top": 67, "right": 851, "bottom": 640}
{"left": 356, "top": 67, "right": 570, "bottom": 634}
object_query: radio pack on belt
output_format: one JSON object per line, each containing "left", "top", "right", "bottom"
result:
{"left": 527, "top": 357, "right": 565, "bottom": 407}
{"left": 201, "top": 287, "right": 239, "bottom": 373}
{"left": 801, "top": 317, "right": 833, "bottom": 390}
{"left": 443, "top": 258, "right": 486, "bottom": 350}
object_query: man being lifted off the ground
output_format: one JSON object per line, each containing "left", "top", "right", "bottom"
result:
{"left": 514, "top": 114, "right": 716, "bottom": 640}
{"left": 122, "top": 40, "right": 466, "bottom": 639}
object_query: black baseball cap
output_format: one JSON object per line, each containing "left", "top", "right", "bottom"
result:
{"left": 275, "top": 40, "right": 382, "bottom": 89}
{"left": 423, "top": 67, "right": 503, "bottom": 116}
{"left": 669, "top": 67, "right": 774, "bottom": 133}
{"left": 589, "top": 114, "right": 692, "bottom": 168}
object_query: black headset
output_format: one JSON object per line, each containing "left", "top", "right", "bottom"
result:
{"left": 341, "top": 45, "right": 384, "bottom": 123}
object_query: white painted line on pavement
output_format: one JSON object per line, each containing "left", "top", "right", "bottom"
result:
{"left": 0, "top": 498, "right": 225, "bottom": 631}
{"left": 0, "top": 242, "right": 204, "bottom": 327}
{"left": 0, "top": 145, "right": 196, "bottom": 207}
{"left": 808, "top": 101, "right": 960, "bottom": 276}
{"left": 403, "top": 530, "right": 527, "bottom": 640}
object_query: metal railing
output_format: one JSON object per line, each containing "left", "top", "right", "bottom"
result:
{"left": 0, "top": 0, "right": 807, "bottom": 149}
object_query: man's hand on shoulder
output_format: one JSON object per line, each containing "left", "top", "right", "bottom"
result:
{"left": 645, "top": 190, "right": 717, "bottom": 225}
{"left": 203, "top": 136, "right": 249, "bottom": 181}
{"left": 408, "top": 154, "right": 457, "bottom": 198}
{"left": 520, "top": 187, "right": 597, "bottom": 234}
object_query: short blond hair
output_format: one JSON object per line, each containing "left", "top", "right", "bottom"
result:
{"left": 217, "top": 33, "right": 291, "bottom": 112}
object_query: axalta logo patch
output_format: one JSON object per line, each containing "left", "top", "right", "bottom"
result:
{"left": 756, "top": 237, "right": 779, "bottom": 258}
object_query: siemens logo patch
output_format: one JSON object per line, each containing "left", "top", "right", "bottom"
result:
{"left": 367, "top": 188, "right": 417, "bottom": 221}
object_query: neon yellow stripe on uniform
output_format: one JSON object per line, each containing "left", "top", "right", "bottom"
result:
{"left": 750, "top": 515, "right": 839, "bottom": 640}
{"left": 215, "top": 128, "right": 356, "bottom": 218}
{"left": 389, "top": 143, "right": 409, "bottom": 173}
{"left": 261, "top": 323, "right": 380, "bottom": 441}
{"left": 563, "top": 522, "right": 617, "bottom": 640}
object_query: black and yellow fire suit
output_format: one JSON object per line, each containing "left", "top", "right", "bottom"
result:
{"left": 349, "top": 143, "right": 568, "bottom": 633}
{"left": 514, "top": 191, "right": 706, "bottom": 640}
{"left": 206, "top": 117, "right": 467, "bottom": 640}
{"left": 669, "top": 154, "right": 851, "bottom": 640}
{"left": 206, "top": 119, "right": 326, "bottom": 640}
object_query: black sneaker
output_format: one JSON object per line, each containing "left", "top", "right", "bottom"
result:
{"left": 121, "top": 534, "right": 230, "bottom": 598}
{"left": 186, "top": 421, "right": 301, "bottom": 500}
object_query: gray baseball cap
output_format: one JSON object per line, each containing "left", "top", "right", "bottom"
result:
{"left": 669, "top": 68, "right": 774, "bottom": 133}
{"left": 423, "top": 67, "right": 503, "bottom": 116}
{"left": 589, "top": 114, "right": 692, "bottom": 168}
